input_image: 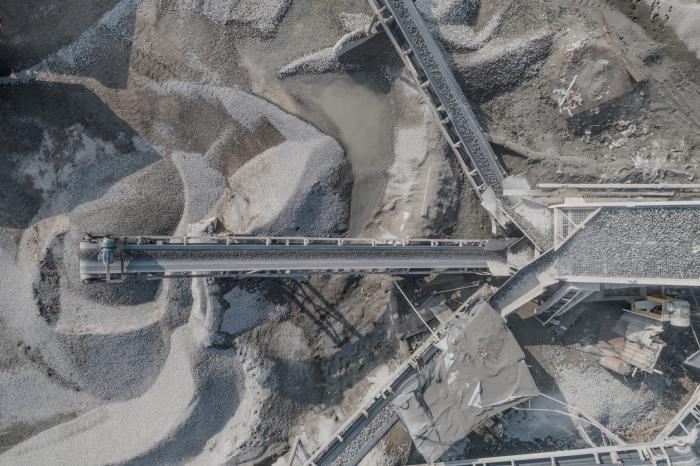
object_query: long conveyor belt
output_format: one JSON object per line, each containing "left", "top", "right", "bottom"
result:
{"left": 80, "top": 236, "right": 518, "bottom": 282}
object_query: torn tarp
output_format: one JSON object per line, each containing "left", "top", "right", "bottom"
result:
{"left": 391, "top": 302, "right": 539, "bottom": 462}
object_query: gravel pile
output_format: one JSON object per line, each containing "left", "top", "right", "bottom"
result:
{"left": 416, "top": 0, "right": 504, "bottom": 52}
{"left": 32, "top": 0, "right": 136, "bottom": 75}
{"left": 548, "top": 351, "right": 666, "bottom": 436}
{"left": 277, "top": 27, "right": 373, "bottom": 78}
{"left": 452, "top": 30, "right": 553, "bottom": 103}
{"left": 1, "top": 325, "right": 242, "bottom": 466}
{"left": 556, "top": 207, "right": 700, "bottom": 280}
{"left": 278, "top": 47, "right": 347, "bottom": 78}
{"left": 171, "top": 151, "right": 226, "bottom": 231}
{"left": 221, "top": 287, "right": 287, "bottom": 335}
{"left": 175, "top": 0, "right": 291, "bottom": 34}
{"left": 151, "top": 80, "right": 352, "bottom": 236}
{"left": 339, "top": 13, "right": 372, "bottom": 32}
{"left": 415, "top": 0, "right": 479, "bottom": 25}
{"left": 384, "top": 0, "right": 504, "bottom": 193}
{"left": 437, "top": 16, "right": 503, "bottom": 51}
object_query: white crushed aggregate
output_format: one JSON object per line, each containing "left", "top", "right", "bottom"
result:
{"left": 149, "top": 80, "right": 351, "bottom": 235}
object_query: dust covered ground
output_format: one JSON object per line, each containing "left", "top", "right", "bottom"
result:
{"left": 0, "top": 0, "right": 699, "bottom": 464}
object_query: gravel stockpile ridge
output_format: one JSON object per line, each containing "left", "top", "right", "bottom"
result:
{"left": 415, "top": 0, "right": 479, "bottom": 25}
{"left": 32, "top": 0, "right": 137, "bottom": 75}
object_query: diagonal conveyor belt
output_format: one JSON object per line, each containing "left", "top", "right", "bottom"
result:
{"left": 368, "top": 0, "right": 505, "bottom": 195}
{"left": 366, "top": 0, "right": 552, "bottom": 251}
{"left": 80, "top": 236, "right": 518, "bottom": 282}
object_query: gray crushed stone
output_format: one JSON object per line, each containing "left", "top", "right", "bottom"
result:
{"left": 277, "top": 27, "right": 371, "bottom": 78}
{"left": 32, "top": 0, "right": 136, "bottom": 75}
{"left": 557, "top": 206, "right": 700, "bottom": 280}
{"left": 278, "top": 47, "right": 347, "bottom": 78}
{"left": 81, "top": 246, "right": 505, "bottom": 264}
{"left": 416, "top": 0, "right": 503, "bottom": 51}
{"left": 339, "top": 13, "right": 372, "bottom": 32}
{"left": 492, "top": 206, "right": 700, "bottom": 311}
{"left": 415, "top": 0, "right": 479, "bottom": 25}
{"left": 453, "top": 30, "right": 554, "bottom": 103}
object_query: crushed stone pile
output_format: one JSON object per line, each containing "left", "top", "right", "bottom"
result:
{"left": 0, "top": 73, "right": 352, "bottom": 463}
{"left": 175, "top": 0, "right": 291, "bottom": 34}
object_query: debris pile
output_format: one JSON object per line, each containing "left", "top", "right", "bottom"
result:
{"left": 392, "top": 302, "right": 538, "bottom": 462}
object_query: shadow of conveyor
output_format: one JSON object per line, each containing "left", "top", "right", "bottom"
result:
{"left": 279, "top": 280, "right": 364, "bottom": 347}
{"left": 0, "top": 0, "right": 134, "bottom": 88}
{"left": 261, "top": 277, "right": 399, "bottom": 406}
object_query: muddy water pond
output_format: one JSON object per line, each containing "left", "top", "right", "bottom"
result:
{"left": 279, "top": 71, "right": 394, "bottom": 236}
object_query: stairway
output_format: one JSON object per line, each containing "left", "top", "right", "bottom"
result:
{"left": 535, "top": 284, "right": 595, "bottom": 326}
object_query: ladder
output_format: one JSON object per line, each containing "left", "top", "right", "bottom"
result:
{"left": 536, "top": 285, "right": 594, "bottom": 326}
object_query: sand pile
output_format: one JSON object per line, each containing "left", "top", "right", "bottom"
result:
{"left": 365, "top": 80, "right": 463, "bottom": 239}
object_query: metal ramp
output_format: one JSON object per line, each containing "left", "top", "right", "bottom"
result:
{"left": 535, "top": 283, "right": 596, "bottom": 326}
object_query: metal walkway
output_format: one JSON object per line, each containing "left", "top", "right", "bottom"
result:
{"left": 422, "top": 437, "right": 697, "bottom": 466}
{"left": 80, "top": 236, "right": 518, "bottom": 282}
{"left": 657, "top": 386, "right": 700, "bottom": 441}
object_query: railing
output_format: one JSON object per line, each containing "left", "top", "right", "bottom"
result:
{"left": 82, "top": 235, "right": 494, "bottom": 248}
{"left": 424, "top": 437, "right": 694, "bottom": 466}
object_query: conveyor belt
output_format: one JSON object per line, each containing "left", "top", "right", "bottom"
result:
{"left": 366, "top": 0, "right": 555, "bottom": 250}
{"left": 80, "top": 236, "right": 518, "bottom": 282}
{"left": 367, "top": 0, "right": 505, "bottom": 196}
{"left": 491, "top": 205, "right": 700, "bottom": 316}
